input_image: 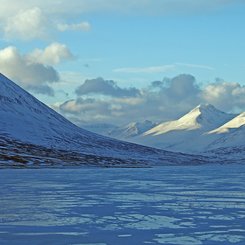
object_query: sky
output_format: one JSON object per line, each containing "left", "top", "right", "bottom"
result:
{"left": 0, "top": 0, "right": 245, "bottom": 126}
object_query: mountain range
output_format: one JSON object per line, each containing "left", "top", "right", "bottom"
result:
{"left": 0, "top": 73, "right": 205, "bottom": 167}
{"left": 133, "top": 104, "right": 243, "bottom": 153}
{"left": 85, "top": 104, "right": 245, "bottom": 156}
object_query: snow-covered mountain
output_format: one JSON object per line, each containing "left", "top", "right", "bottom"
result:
{"left": 144, "top": 104, "right": 235, "bottom": 135}
{"left": 131, "top": 104, "right": 237, "bottom": 153}
{"left": 108, "top": 120, "right": 157, "bottom": 139}
{"left": 0, "top": 73, "right": 202, "bottom": 167}
{"left": 206, "top": 112, "right": 245, "bottom": 151}
{"left": 78, "top": 104, "right": 244, "bottom": 156}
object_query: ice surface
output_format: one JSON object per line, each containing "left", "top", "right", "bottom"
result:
{"left": 0, "top": 165, "right": 245, "bottom": 244}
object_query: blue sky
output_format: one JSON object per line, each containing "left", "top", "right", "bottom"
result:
{"left": 0, "top": 0, "right": 245, "bottom": 125}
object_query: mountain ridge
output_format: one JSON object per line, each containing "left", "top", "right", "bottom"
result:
{"left": 78, "top": 102, "right": 244, "bottom": 156}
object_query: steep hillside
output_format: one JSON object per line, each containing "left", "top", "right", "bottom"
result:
{"left": 0, "top": 73, "right": 202, "bottom": 167}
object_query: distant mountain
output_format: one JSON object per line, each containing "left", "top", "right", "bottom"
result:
{"left": 0, "top": 73, "right": 201, "bottom": 167}
{"left": 81, "top": 104, "right": 244, "bottom": 157}
{"left": 132, "top": 104, "right": 236, "bottom": 153}
{"left": 207, "top": 113, "right": 245, "bottom": 151}
{"left": 144, "top": 104, "right": 235, "bottom": 135}
{"left": 108, "top": 120, "right": 157, "bottom": 139}
{"left": 81, "top": 123, "right": 117, "bottom": 136}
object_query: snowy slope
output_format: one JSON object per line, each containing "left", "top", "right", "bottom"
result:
{"left": 209, "top": 125, "right": 245, "bottom": 148}
{"left": 0, "top": 73, "right": 202, "bottom": 166}
{"left": 206, "top": 113, "right": 245, "bottom": 153}
{"left": 208, "top": 112, "right": 245, "bottom": 134}
{"left": 108, "top": 120, "right": 157, "bottom": 139}
{"left": 0, "top": 73, "right": 96, "bottom": 151}
{"left": 132, "top": 104, "right": 236, "bottom": 153}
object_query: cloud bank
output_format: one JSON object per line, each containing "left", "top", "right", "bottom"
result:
{"left": 0, "top": 1, "right": 243, "bottom": 40}
{"left": 57, "top": 74, "right": 245, "bottom": 125}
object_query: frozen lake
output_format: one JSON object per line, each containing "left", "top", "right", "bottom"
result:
{"left": 0, "top": 165, "right": 245, "bottom": 245}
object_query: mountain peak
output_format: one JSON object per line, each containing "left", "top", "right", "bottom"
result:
{"left": 144, "top": 104, "right": 235, "bottom": 137}
{"left": 190, "top": 104, "right": 220, "bottom": 115}
{"left": 196, "top": 103, "right": 216, "bottom": 111}
{"left": 179, "top": 104, "right": 232, "bottom": 127}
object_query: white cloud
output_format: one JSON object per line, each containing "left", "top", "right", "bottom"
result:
{"left": 75, "top": 77, "right": 140, "bottom": 97}
{"left": 4, "top": 7, "right": 50, "bottom": 40}
{"left": 176, "top": 63, "right": 214, "bottom": 71}
{"left": 114, "top": 63, "right": 214, "bottom": 74}
{"left": 27, "top": 43, "right": 74, "bottom": 65}
{"left": 114, "top": 65, "right": 175, "bottom": 74}
{"left": 0, "top": 5, "right": 91, "bottom": 40}
{"left": 0, "top": 46, "right": 60, "bottom": 96}
{"left": 202, "top": 81, "right": 245, "bottom": 111}
{"left": 57, "top": 22, "right": 91, "bottom": 32}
